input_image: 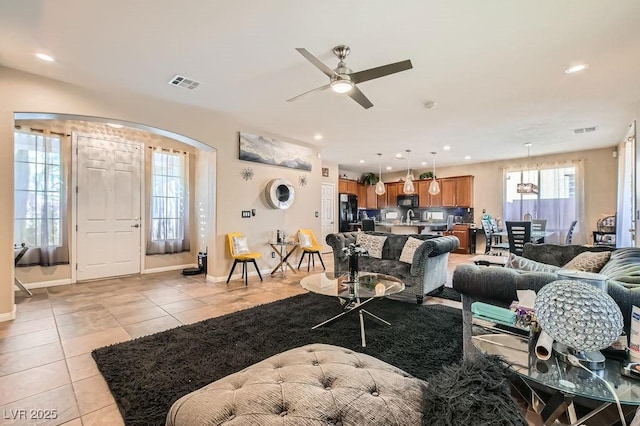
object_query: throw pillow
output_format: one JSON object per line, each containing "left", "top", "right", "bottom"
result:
{"left": 356, "top": 233, "right": 387, "bottom": 259}
{"left": 298, "top": 232, "right": 312, "bottom": 248}
{"left": 506, "top": 254, "right": 561, "bottom": 273}
{"left": 563, "top": 251, "right": 611, "bottom": 273}
{"left": 399, "top": 237, "right": 425, "bottom": 264}
{"left": 232, "top": 236, "right": 250, "bottom": 255}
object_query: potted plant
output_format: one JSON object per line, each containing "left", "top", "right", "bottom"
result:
{"left": 419, "top": 171, "right": 435, "bottom": 180}
{"left": 360, "top": 173, "right": 379, "bottom": 185}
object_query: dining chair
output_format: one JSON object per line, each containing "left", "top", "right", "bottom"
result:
{"left": 361, "top": 219, "right": 375, "bottom": 231}
{"left": 506, "top": 221, "right": 531, "bottom": 256}
{"left": 489, "top": 219, "right": 510, "bottom": 253}
{"left": 565, "top": 220, "right": 578, "bottom": 245}
{"left": 531, "top": 219, "right": 547, "bottom": 243}
{"left": 226, "top": 232, "right": 263, "bottom": 286}
{"left": 481, "top": 219, "right": 509, "bottom": 255}
{"left": 297, "top": 229, "right": 325, "bottom": 271}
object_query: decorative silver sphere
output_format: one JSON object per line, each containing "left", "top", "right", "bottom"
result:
{"left": 534, "top": 280, "right": 623, "bottom": 352}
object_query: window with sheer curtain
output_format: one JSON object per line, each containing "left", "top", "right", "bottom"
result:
{"left": 504, "top": 162, "right": 584, "bottom": 244}
{"left": 14, "top": 131, "right": 69, "bottom": 266}
{"left": 146, "top": 149, "right": 190, "bottom": 254}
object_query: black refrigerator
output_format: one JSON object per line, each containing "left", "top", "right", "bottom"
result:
{"left": 339, "top": 193, "right": 358, "bottom": 232}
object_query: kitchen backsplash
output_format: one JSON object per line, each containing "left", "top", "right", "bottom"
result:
{"left": 360, "top": 207, "right": 474, "bottom": 224}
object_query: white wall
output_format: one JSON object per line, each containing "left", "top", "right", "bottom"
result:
{"left": 0, "top": 66, "right": 322, "bottom": 320}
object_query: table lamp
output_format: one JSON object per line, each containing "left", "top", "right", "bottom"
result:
{"left": 534, "top": 280, "right": 623, "bottom": 370}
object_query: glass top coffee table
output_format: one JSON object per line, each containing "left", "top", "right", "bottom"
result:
{"left": 300, "top": 272, "right": 404, "bottom": 347}
{"left": 472, "top": 317, "right": 640, "bottom": 424}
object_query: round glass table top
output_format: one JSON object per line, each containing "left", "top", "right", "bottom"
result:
{"left": 300, "top": 272, "right": 404, "bottom": 299}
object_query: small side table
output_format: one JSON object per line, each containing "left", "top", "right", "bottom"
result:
{"left": 14, "top": 245, "right": 33, "bottom": 297}
{"left": 269, "top": 241, "right": 299, "bottom": 277}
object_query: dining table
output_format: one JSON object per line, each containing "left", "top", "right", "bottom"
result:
{"left": 494, "top": 230, "right": 555, "bottom": 243}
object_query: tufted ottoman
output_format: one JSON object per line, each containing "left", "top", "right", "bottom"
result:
{"left": 166, "top": 343, "right": 427, "bottom": 425}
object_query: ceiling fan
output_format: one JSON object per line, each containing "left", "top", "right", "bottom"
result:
{"left": 287, "top": 45, "right": 413, "bottom": 109}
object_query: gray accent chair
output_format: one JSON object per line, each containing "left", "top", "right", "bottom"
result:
{"left": 453, "top": 243, "right": 640, "bottom": 359}
{"left": 325, "top": 231, "right": 459, "bottom": 304}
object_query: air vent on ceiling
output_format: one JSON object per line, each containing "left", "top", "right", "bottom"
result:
{"left": 573, "top": 126, "right": 598, "bottom": 134}
{"left": 168, "top": 74, "right": 200, "bottom": 90}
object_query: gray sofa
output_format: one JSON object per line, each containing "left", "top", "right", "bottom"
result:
{"left": 453, "top": 243, "right": 640, "bottom": 358}
{"left": 325, "top": 232, "right": 459, "bottom": 304}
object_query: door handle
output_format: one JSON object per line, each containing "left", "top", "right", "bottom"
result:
{"left": 131, "top": 224, "right": 140, "bottom": 228}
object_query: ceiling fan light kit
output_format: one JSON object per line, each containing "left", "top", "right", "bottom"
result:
{"left": 288, "top": 45, "right": 412, "bottom": 109}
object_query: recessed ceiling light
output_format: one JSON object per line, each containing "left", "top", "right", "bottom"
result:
{"left": 421, "top": 161, "right": 427, "bottom": 166}
{"left": 564, "top": 64, "right": 588, "bottom": 74}
{"left": 464, "top": 155, "right": 471, "bottom": 160}
{"left": 443, "top": 145, "right": 451, "bottom": 151}
{"left": 386, "top": 166, "right": 392, "bottom": 170}
{"left": 395, "top": 153, "right": 403, "bottom": 158}
{"left": 314, "top": 134, "right": 323, "bottom": 141}
{"left": 524, "top": 142, "right": 532, "bottom": 147}
{"left": 359, "top": 159, "right": 365, "bottom": 163}
{"left": 35, "top": 53, "right": 55, "bottom": 62}
{"left": 106, "top": 123, "right": 123, "bottom": 129}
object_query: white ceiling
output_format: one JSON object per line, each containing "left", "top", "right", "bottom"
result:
{"left": 1, "top": 0, "right": 639, "bottom": 173}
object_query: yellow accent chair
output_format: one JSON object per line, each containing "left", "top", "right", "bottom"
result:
{"left": 226, "top": 233, "right": 263, "bottom": 286}
{"left": 296, "top": 229, "right": 325, "bottom": 271}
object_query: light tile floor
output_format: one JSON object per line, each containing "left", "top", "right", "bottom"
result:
{"left": 1, "top": 253, "right": 472, "bottom": 425}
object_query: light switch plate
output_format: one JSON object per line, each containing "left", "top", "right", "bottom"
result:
{"left": 241, "top": 210, "right": 251, "bottom": 218}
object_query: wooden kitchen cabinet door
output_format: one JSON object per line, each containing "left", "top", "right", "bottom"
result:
{"left": 440, "top": 178, "right": 456, "bottom": 206}
{"left": 357, "top": 184, "right": 367, "bottom": 208}
{"left": 366, "top": 184, "right": 378, "bottom": 208}
{"left": 455, "top": 176, "right": 474, "bottom": 207}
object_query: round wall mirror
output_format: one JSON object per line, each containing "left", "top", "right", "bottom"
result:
{"left": 265, "top": 178, "right": 295, "bottom": 209}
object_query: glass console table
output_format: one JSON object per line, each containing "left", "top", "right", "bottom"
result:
{"left": 472, "top": 315, "right": 640, "bottom": 424}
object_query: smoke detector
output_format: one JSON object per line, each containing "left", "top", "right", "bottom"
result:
{"left": 168, "top": 74, "right": 200, "bottom": 90}
{"left": 573, "top": 126, "right": 598, "bottom": 134}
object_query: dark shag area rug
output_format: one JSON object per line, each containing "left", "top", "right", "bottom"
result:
{"left": 92, "top": 293, "right": 463, "bottom": 426}
{"left": 436, "top": 286, "right": 462, "bottom": 302}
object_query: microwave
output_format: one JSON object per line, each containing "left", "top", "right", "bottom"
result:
{"left": 397, "top": 194, "right": 419, "bottom": 207}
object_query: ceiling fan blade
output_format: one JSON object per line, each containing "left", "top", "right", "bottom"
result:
{"left": 348, "top": 86, "right": 374, "bottom": 109}
{"left": 286, "top": 84, "right": 331, "bottom": 102}
{"left": 349, "top": 60, "right": 413, "bottom": 84}
{"left": 295, "top": 48, "right": 337, "bottom": 78}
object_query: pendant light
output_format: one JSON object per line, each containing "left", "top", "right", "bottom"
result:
{"left": 428, "top": 151, "right": 440, "bottom": 195}
{"left": 375, "top": 153, "right": 386, "bottom": 195}
{"left": 517, "top": 142, "right": 539, "bottom": 194}
{"left": 403, "top": 149, "right": 415, "bottom": 194}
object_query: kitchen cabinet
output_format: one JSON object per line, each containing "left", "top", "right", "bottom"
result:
{"left": 439, "top": 176, "right": 474, "bottom": 208}
{"left": 357, "top": 183, "right": 367, "bottom": 208}
{"left": 444, "top": 224, "right": 476, "bottom": 254}
{"left": 365, "top": 184, "right": 378, "bottom": 208}
{"left": 383, "top": 182, "right": 402, "bottom": 208}
{"left": 417, "top": 179, "right": 442, "bottom": 207}
{"left": 338, "top": 178, "right": 358, "bottom": 195}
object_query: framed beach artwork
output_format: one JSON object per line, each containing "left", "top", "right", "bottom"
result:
{"left": 239, "top": 132, "right": 312, "bottom": 171}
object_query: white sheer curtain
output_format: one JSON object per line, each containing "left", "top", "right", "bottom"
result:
{"left": 503, "top": 160, "right": 585, "bottom": 244}
{"left": 617, "top": 122, "right": 636, "bottom": 248}
{"left": 14, "top": 131, "right": 70, "bottom": 266}
{"left": 146, "top": 147, "right": 191, "bottom": 254}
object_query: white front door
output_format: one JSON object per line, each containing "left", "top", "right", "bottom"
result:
{"left": 76, "top": 135, "right": 142, "bottom": 281}
{"left": 321, "top": 183, "right": 336, "bottom": 252}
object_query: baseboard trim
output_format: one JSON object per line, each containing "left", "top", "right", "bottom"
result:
{"left": 0, "top": 305, "right": 17, "bottom": 322}
{"left": 14, "top": 278, "right": 72, "bottom": 291}
{"left": 208, "top": 268, "right": 273, "bottom": 283}
{"left": 144, "top": 264, "right": 197, "bottom": 274}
